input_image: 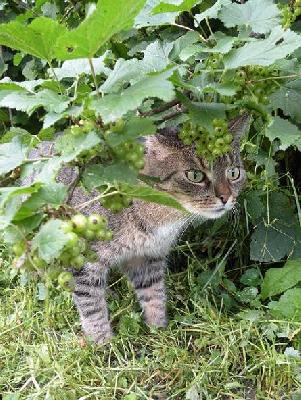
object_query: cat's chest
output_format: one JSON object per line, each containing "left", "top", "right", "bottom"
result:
{"left": 150, "top": 221, "right": 185, "bottom": 254}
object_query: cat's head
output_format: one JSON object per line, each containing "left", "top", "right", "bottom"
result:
{"left": 143, "top": 115, "right": 249, "bottom": 220}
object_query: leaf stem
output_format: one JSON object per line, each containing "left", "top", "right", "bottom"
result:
{"left": 172, "top": 23, "right": 207, "bottom": 42}
{"left": 77, "top": 190, "right": 120, "bottom": 210}
{"left": 88, "top": 58, "right": 100, "bottom": 97}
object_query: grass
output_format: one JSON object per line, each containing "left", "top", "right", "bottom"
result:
{"left": 1, "top": 240, "right": 301, "bottom": 400}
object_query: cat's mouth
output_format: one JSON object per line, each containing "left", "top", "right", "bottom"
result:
{"left": 182, "top": 201, "right": 234, "bottom": 220}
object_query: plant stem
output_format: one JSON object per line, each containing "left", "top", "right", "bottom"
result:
{"left": 88, "top": 58, "right": 100, "bottom": 98}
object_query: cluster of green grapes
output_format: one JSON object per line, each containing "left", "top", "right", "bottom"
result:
{"left": 179, "top": 119, "right": 233, "bottom": 160}
{"left": 281, "top": 0, "right": 301, "bottom": 28}
{"left": 12, "top": 213, "right": 112, "bottom": 290}
{"left": 100, "top": 187, "right": 131, "bottom": 213}
{"left": 105, "top": 119, "right": 145, "bottom": 171}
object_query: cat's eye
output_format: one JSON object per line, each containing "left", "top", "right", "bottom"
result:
{"left": 226, "top": 167, "right": 240, "bottom": 181}
{"left": 185, "top": 170, "right": 205, "bottom": 183}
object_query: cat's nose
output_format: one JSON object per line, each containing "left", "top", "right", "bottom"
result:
{"left": 219, "top": 194, "right": 230, "bottom": 204}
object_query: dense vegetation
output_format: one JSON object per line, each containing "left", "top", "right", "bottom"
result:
{"left": 1, "top": 0, "right": 301, "bottom": 398}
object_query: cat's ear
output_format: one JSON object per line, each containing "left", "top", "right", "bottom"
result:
{"left": 229, "top": 113, "right": 251, "bottom": 142}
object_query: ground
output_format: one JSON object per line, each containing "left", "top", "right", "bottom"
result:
{"left": 0, "top": 241, "right": 301, "bottom": 400}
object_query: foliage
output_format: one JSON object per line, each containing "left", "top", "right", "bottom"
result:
{"left": 0, "top": 0, "right": 301, "bottom": 369}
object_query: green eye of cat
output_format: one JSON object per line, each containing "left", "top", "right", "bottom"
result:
{"left": 227, "top": 167, "right": 240, "bottom": 181}
{"left": 185, "top": 170, "right": 205, "bottom": 183}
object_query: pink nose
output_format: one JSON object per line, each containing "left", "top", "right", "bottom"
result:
{"left": 219, "top": 194, "right": 230, "bottom": 204}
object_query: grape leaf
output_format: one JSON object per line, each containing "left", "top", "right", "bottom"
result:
{"left": 0, "top": 136, "right": 28, "bottom": 176}
{"left": 32, "top": 219, "right": 69, "bottom": 263}
{"left": 83, "top": 163, "right": 138, "bottom": 191}
{"left": 270, "top": 79, "right": 301, "bottom": 123}
{"left": 15, "top": 183, "right": 68, "bottom": 220}
{"left": 91, "top": 69, "right": 175, "bottom": 123}
{"left": 0, "top": 89, "right": 70, "bottom": 115}
{"left": 100, "top": 41, "right": 173, "bottom": 94}
{"left": 55, "top": 131, "right": 101, "bottom": 162}
{"left": 261, "top": 258, "right": 301, "bottom": 300}
{"left": 121, "top": 184, "right": 184, "bottom": 211}
{"left": 54, "top": 0, "right": 146, "bottom": 60}
{"left": 0, "top": 184, "right": 41, "bottom": 208}
{"left": 0, "top": 17, "right": 67, "bottom": 61}
{"left": 135, "top": 0, "right": 179, "bottom": 27}
{"left": 264, "top": 116, "right": 301, "bottom": 151}
{"left": 106, "top": 117, "right": 156, "bottom": 147}
{"left": 219, "top": 0, "right": 280, "bottom": 34}
{"left": 195, "top": 0, "right": 231, "bottom": 24}
{"left": 268, "top": 288, "right": 301, "bottom": 321}
{"left": 250, "top": 219, "right": 296, "bottom": 263}
{"left": 152, "top": 0, "right": 201, "bottom": 13}
{"left": 50, "top": 56, "right": 110, "bottom": 80}
{"left": 224, "top": 27, "right": 301, "bottom": 68}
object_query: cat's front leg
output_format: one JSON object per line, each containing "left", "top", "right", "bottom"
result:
{"left": 72, "top": 261, "right": 112, "bottom": 344}
{"left": 126, "top": 257, "right": 167, "bottom": 328}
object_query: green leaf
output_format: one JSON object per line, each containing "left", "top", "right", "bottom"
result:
{"left": 91, "top": 69, "right": 175, "bottom": 123}
{"left": 50, "top": 56, "right": 110, "bottom": 80}
{"left": 264, "top": 116, "right": 301, "bottom": 151}
{"left": 15, "top": 183, "right": 68, "bottom": 219}
{"left": 268, "top": 288, "right": 301, "bottom": 321}
{"left": 152, "top": 0, "right": 201, "bottom": 13}
{"left": 224, "top": 27, "right": 301, "bottom": 68}
{"left": 261, "top": 259, "right": 301, "bottom": 300}
{"left": 270, "top": 79, "right": 301, "bottom": 124}
{"left": 0, "top": 136, "right": 28, "bottom": 176}
{"left": 100, "top": 40, "right": 173, "bottom": 94}
{"left": 106, "top": 117, "right": 156, "bottom": 147}
{"left": 250, "top": 219, "right": 296, "bottom": 263}
{"left": 54, "top": 0, "right": 146, "bottom": 60}
{"left": 0, "top": 184, "right": 41, "bottom": 208}
{"left": 32, "top": 219, "right": 69, "bottom": 263}
{"left": 0, "top": 89, "right": 70, "bottom": 115}
{"left": 195, "top": 0, "right": 231, "bottom": 24}
{"left": 83, "top": 163, "right": 138, "bottom": 191}
{"left": 0, "top": 17, "right": 67, "bottom": 60}
{"left": 240, "top": 268, "right": 262, "bottom": 287}
{"left": 55, "top": 131, "right": 101, "bottom": 162}
{"left": 219, "top": 0, "right": 280, "bottom": 34}
{"left": 121, "top": 184, "right": 184, "bottom": 210}
{"left": 135, "top": 0, "right": 179, "bottom": 27}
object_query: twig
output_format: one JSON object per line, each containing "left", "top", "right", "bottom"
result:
{"left": 88, "top": 58, "right": 100, "bottom": 98}
{"left": 155, "top": 107, "right": 187, "bottom": 123}
{"left": 139, "top": 100, "right": 180, "bottom": 117}
{"left": 67, "top": 165, "right": 84, "bottom": 202}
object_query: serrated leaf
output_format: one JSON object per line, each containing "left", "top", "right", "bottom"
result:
{"left": 100, "top": 40, "right": 173, "bottom": 94}
{"left": 224, "top": 27, "right": 301, "bottom": 69}
{"left": 91, "top": 69, "right": 175, "bottom": 123}
{"left": 32, "top": 219, "right": 69, "bottom": 263}
{"left": 83, "top": 163, "right": 138, "bottom": 191}
{"left": 152, "top": 0, "right": 201, "bottom": 13}
{"left": 121, "top": 184, "right": 184, "bottom": 210}
{"left": 264, "top": 116, "right": 301, "bottom": 150}
{"left": 106, "top": 117, "right": 156, "bottom": 147}
{"left": 0, "top": 89, "right": 70, "bottom": 116}
{"left": 0, "top": 17, "right": 67, "bottom": 60}
{"left": 219, "top": 0, "right": 280, "bottom": 34}
{"left": 270, "top": 79, "right": 301, "bottom": 123}
{"left": 195, "top": 0, "right": 231, "bottom": 24}
{"left": 250, "top": 219, "right": 296, "bottom": 263}
{"left": 0, "top": 184, "right": 41, "bottom": 208}
{"left": 54, "top": 0, "right": 146, "bottom": 60}
{"left": 261, "top": 258, "right": 301, "bottom": 300}
{"left": 0, "top": 136, "right": 28, "bottom": 176}
{"left": 15, "top": 183, "right": 68, "bottom": 220}
{"left": 55, "top": 131, "right": 101, "bottom": 162}
{"left": 50, "top": 56, "right": 110, "bottom": 80}
{"left": 268, "top": 288, "right": 301, "bottom": 321}
{"left": 135, "top": 0, "right": 179, "bottom": 27}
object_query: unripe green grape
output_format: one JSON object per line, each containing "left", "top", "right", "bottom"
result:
{"left": 12, "top": 242, "right": 26, "bottom": 256}
{"left": 60, "top": 251, "right": 72, "bottom": 265}
{"left": 87, "top": 214, "right": 106, "bottom": 231}
{"left": 215, "top": 138, "right": 225, "bottom": 147}
{"left": 104, "top": 230, "right": 113, "bottom": 241}
{"left": 84, "top": 229, "right": 96, "bottom": 240}
{"left": 65, "top": 232, "right": 79, "bottom": 248}
{"left": 58, "top": 271, "right": 74, "bottom": 289}
{"left": 72, "top": 255, "right": 85, "bottom": 270}
{"left": 71, "top": 214, "right": 87, "bottom": 233}
{"left": 224, "top": 134, "right": 233, "bottom": 144}
{"left": 32, "top": 255, "right": 46, "bottom": 268}
{"left": 61, "top": 221, "right": 73, "bottom": 233}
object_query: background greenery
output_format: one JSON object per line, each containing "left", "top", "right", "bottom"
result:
{"left": 1, "top": 0, "right": 301, "bottom": 398}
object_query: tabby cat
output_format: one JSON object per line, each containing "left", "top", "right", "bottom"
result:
{"left": 29, "top": 114, "right": 248, "bottom": 344}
